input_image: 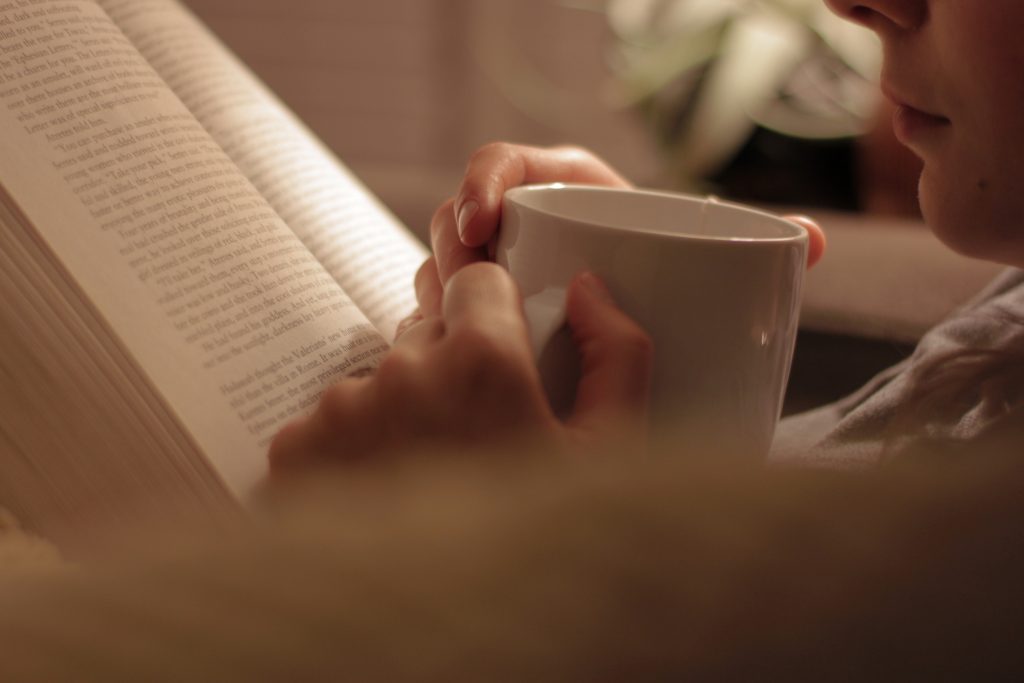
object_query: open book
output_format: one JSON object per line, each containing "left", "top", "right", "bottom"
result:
{"left": 0, "top": 0, "right": 428, "bottom": 542}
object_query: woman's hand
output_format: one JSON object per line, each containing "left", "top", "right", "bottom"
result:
{"left": 431, "top": 143, "right": 632, "bottom": 284}
{"left": 429, "top": 142, "right": 825, "bottom": 286}
{"left": 268, "top": 263, "right": 652, "bottom": 475}
{"left": 269, "top": 141, "right": 825, "bottom": 473}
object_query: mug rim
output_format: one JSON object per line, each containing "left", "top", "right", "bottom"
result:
{"left": 504, "top": 183, "right": 808, "bottom": 244}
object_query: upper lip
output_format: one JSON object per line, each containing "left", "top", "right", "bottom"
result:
{"left": 880, "top": 82, "right": 949, "bottom": 121}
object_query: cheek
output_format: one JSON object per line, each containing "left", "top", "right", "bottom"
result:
{"left": 918, "top": 3, "right": 1024, "bottom": 265}
{"left": 918, "top": 164, "right": 970, "bottom": 255}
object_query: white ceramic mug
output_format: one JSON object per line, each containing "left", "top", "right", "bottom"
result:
{"left": 497, "top": 184, "right": 808, "bottom": 458}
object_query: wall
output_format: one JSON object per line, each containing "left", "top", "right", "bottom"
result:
{"left": 182, "top": 0, "right": 661, "bottom": 238}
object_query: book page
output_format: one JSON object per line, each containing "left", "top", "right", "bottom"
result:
{"left": 99, "top": 0, "right": 429, "bottom": 341}
{"left": 0, "top": 0, "right": 388, "bottom": 497}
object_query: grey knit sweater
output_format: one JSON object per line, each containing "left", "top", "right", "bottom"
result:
{"left": 771, "top": 268, "right": 1024, "bottom": 468}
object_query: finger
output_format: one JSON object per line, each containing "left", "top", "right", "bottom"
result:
{"left": 266, "top": 379, "right": 368, "bottom": 474}
{"left": 393, "top": 315, "right": 445, "bottom": 350}
{"left": 394, "top": 310, "right": 424, "bottom": 341}
{"left": 430, "top": 199, "right": 488, "bottom": 284}
{"left": 267, "top": 415, "right": 316, "bottom": 475}
{"left": 785, "top": 215, "right": 827, "bottom": 269}
{"left": 455, "top": 143, "right": 632, "bottom": 248}
{"left": 413, "top": 256, "right": 444, "bottom": 316}
{"left": 437, "top": 262, "right": 551, "bottom": 431}
{"left": 562, "top": 272, "right": 652, "bottom": 433}
{"left": 441, "top": 262, "right": 531, "bottom": 356}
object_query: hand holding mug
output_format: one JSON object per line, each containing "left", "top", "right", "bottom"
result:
{"left": 425, "top": 143, "right": 824, "bottom": 290}
{"left": 499, "top": 184, "right": 810, "bottom": 457}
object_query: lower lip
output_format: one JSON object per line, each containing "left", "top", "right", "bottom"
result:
{"left": 892, "top": 104, "right": 950, "bottom": 145}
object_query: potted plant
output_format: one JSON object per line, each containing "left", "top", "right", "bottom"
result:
{"left": 605, "top": 0, "right": 886, "bottom": 206}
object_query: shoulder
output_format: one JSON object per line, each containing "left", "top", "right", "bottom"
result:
{"left": 773, "top": 268, "right": 1024, "bottom": 469}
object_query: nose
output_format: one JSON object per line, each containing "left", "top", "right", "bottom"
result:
{"left": 824, "top": 0, "right": 926, "bottom": 32}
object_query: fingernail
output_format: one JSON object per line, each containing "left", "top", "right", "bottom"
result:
{"left": 577, "top": 271, "right": 613, "bottom": 303}
{"left": 456, "top": 200, "right": 478, "bottom": 243}
{"left": 394, "top": 311, "right": 423, "bottom": 339}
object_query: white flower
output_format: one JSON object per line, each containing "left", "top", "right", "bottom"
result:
{"left": 606, "top": 0, "right": 881, "bottom": 181}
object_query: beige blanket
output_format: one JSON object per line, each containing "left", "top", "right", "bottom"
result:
{"left": 0, "top": 442, "right": 1021, "bottom": 681}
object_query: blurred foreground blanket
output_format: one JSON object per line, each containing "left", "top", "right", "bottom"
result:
{"left": 0, "top": 432, "right": 1022, "bottom": 681}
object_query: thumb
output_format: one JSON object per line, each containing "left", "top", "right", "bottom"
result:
{"left": 563, "top": 272, "right": 653, "bottom": 435}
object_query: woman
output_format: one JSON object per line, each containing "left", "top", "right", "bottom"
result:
{"left": 269, "top": 0, "right": 1024, "bottom": 470}
{"left": 3, "top": 4, "right": 1023, "bottom": 674}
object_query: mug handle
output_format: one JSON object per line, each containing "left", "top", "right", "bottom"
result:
{"left": 521, "top": 286, "right": 568, "bottom": 359}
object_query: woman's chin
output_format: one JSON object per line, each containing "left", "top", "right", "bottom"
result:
{"left": 918, "top": 160, "right": 1024, "bottom": 266}
{"left": 923, "top": 202, "right": 1024, "bottom": 267}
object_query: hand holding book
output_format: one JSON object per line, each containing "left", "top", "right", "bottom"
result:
{"left": 269, "top": 263, "right": 652, "bottom": 473}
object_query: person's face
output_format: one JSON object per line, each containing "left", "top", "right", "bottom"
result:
{"left": 826, "top": 0, "right": 1024, "bottom": 266}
